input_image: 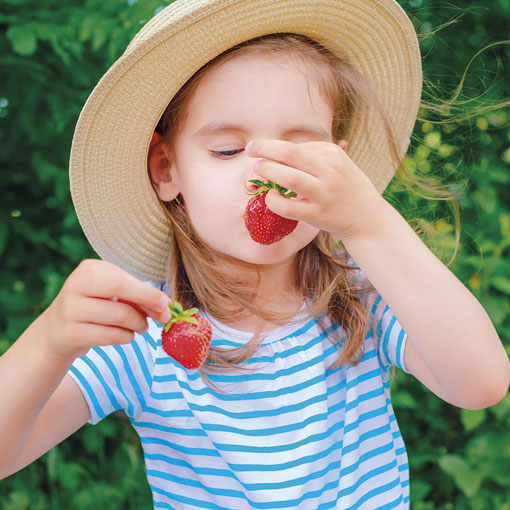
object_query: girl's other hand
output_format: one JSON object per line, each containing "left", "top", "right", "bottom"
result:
{"left": 40, "top": 259, "right": 172, "bottom": 362}
{"left": 246, "top": 139, "right": 386, "bottom": 241}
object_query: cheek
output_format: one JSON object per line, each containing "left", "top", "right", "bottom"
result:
{"left": 181, "top": 178, "right": 241, "bottom": 234}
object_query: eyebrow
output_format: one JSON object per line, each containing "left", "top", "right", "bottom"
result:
{"left": 194, "top": 122, "right": 331, "bottom": 140}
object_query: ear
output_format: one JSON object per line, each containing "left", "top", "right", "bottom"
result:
{"left": 147, "top": 131, "right": 180, "bottom": 201}
{"left": 337, "top": 139, "right": 348, "bottom": 152}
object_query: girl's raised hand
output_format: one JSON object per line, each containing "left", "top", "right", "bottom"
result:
{"left": 246, "top": 139, "right": 386, "bottom": 240}
{"left": 40, "top": 259, "right": 172, "bottom": 362}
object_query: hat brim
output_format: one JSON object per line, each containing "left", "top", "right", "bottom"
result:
{"left": 70, "top": 0, "right": 422, "bottom": 283}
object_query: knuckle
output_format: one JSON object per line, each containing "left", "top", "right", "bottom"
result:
{"left": 324, "top": 144, "right": 342, "bottom": 162}
{"left": 113, "top": 305, "right": 130, "bottom": 325}
{"left": 78, "top": 258, "right": 97, "bottom": 273}
{"left": 105, "top": 327, "right": 126, "bottom": 345}
{"left": 286, "top": 172, "right": 300, "bottom": 190}
{"left": 282, "top": 144, "right": 298, "bottom": 164}
{"left": 106, "top": 271, "right": 124, "bottom": 295}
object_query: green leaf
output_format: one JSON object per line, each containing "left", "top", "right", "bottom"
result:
{"left": 392, "top": 391, "right": 418, "bottom": 409}
{"left": 410, "top": 480, "right": 432, "bottom": 502}
{"left": 45, "top": 446, "right": 60, "bottom": 482}
{"left": 490, "top": 392, "right": 510, "bottom": 421}
{"left": 490, "top": 276, "right": 510, "bottom": 295}
{"left": 438, "top": 454, "right": 484, "bottom": 498}
{"left": 489, "top": 458, "right": 510, "bottom": 486}
{"left": 460, "top": 408, "right": 487, "bottom": 431}
{"left": 6, "top": 25, "right": 37, "bottom": 56}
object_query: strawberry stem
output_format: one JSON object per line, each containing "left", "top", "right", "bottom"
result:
{"left": 248, "top": 179, "right": 297, "bottom": 198}
{"left": 164, "top": 300, "right": 199, "bottom": 333}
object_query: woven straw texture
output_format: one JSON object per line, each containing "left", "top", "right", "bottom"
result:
{"left": 69, "top": 0, "right": 422, "bottom": 283}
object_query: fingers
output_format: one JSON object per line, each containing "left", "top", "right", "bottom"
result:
{"left": 72, "top": 259, "right": 171, "bottom": 324}
{"left": 246, "top": 139, "right": 337, "bottom": 178}
{"left": 71, "top": 322, "right": 139, "bottom": 349}
{"left": 253, "top": 158, "right": 320, "bottom": 199}
{"left": 73, "top": 297, "right": 150, "bottom": 335}
{"left": 264, "top": 188, "right": 310, "bottom": 222}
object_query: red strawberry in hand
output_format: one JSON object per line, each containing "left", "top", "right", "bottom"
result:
{"left": 161, "top": 300, "right": 212, "bottom": 369}
{"left": 244, "top": 180, "right": 298, "bottom": 245}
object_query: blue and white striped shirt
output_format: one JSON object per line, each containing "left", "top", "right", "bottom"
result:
{"left": 69, "top": 281, "right": 410, "bottom": 510}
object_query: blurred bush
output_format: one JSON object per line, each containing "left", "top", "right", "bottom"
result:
{"left": 0, "top": 0, "right": 508, "bottom": 508}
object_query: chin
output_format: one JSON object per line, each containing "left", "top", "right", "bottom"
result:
{"left": 239, "top": 235, "right": 313, "bottom": 266}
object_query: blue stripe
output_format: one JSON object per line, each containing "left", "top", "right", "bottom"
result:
{"left": 383, "top": 314, "right": 397, "bottom": 368}
{"left": 144, "top": 451, "right": 238, "bottom": 479}
{"left": 154, "top": 372, "right": 327, "bottom": 402}
{"left": 143, "top": 327, "right": 159, "bottom": 350}
{"left": 346, "top": 368, "right": 380, "bottom": 391}
{"left": 396, "top": 328, "right": 406, "bottom": 370}
{"left": 201, "top": 410, "right": 329, "bottom": 436}
{"left": 68, "top": 365, "right": 106, "bottom": 420}
{"left": 247, "top": 323, "right": 341, "bottom": 364}
{"left": 344, "top": 405, "right": 389, "bottom": 434}
{"left": 345, "top": 387, "right": 385, "bottom": 412}
{"left": 227, "top": 438, "right": 341, "bottom": 472}
{"left": 155, "top": 343, "right": 331, "bottom": 385}
{"left": 130, "top": 336, "right": 153, "bottom": 388}
{"left": 141, "top": 406, "right": 194, "bottom": 418}
{"left": 338, "top": 460, "right": 398, "bottom": 500}
{"left": 340, "top": 441, "right": 394, "bottom": 477}
{"left": 151, "top": 484, "right": 226, "bottom": 510}
{"left": 343, "top": 424, "right": 391, "bottom": 456}
{"left": 80, "top": 355, "right": 123, "bottom": 413}
{"left": 155, "top": 320, "right": 341, "bottom": 368}
{"left": 212, "top": 418, "right": 344, "bottom": 454}
{"left": 113, "top": 344, "right": 147, "bottom": 410}
{"left": 93, "top": 347, "right": 136, "bottom": 418}
{"left": 150, "top": 390, "right": 185, "bottom": 400}
{"left": 347, "top": 476, "right": 402, "bottom": 509}
{"left": 151, "top": 479, "right": 341, "bottom": 510}
{"left": 140, "top": 436, "right": 221, "bottom": 457}
{"left": 148, "top": 469, "right": 246, "bottom": 498}
{"left": 133, "top": 420, "right": 206, "bottom": 436}
{"left": 187, "top": 391, "right": 328, "bottom": 419}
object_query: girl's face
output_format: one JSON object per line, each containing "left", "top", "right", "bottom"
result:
{"left": 152, "top": 52, "right": 339, "bottom": 266}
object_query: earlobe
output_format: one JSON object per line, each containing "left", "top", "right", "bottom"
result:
{"left": 148, "top": 131, "right": 180, "bottom": 201}
{"left": 337, "top": 139, "right": 348, "bottom": 152}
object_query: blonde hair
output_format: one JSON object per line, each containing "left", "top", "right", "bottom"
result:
{"left": 149, "top": 33, "right": 449, "bottom": 381}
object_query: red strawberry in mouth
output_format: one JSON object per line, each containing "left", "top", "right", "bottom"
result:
{"left": 161, "top": 300, "right": 212, "bottom": 369}
{"left": 244, "top": 180, "right": 298, "bottom": 245}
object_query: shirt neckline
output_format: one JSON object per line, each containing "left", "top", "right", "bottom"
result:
{"left": 200, "top": 301, "right": 312, "bottom": 345}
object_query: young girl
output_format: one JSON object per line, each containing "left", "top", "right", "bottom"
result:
{"left": 1, "top": 0, "right": 508, "bottom": 509}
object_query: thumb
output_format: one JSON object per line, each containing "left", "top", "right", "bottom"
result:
{"left": 265, "top": 189, "right": 298, "bottom": 220}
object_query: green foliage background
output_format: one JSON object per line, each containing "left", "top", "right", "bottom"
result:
{"left": 0, "top": 0, "right": 508, "bottom": 508}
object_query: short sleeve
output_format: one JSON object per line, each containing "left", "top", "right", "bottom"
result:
{"left": 68, "top": 319, "right": 160, "bottom": 425}
{"left": 367, "top": 292, "right": 408, "bottom": 372}
{"left": 344, "top": 251, "right": 409, "bottom": 373}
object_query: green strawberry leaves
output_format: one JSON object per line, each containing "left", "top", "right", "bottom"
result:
{"left": 163, "top": 300, "right": 199, "bottom": 332}
{"left": 248, "top": 179, "right": 297, "bottom": 199}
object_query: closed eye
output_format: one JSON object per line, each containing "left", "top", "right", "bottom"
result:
{"left": 210, "top": 149, "right": 244, "bottom": 159}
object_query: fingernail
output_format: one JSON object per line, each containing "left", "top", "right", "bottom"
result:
{"left": 161, "top": 309, "right": 172, "bottom": 324}
{"left": 254, "top": 159, "right": 261, "bottom": 172}
{"left": 246, "top": 141, "right": 253, "bottom": 154}
{"left": 159, "top": 295, "right": 170, "bottom": 311}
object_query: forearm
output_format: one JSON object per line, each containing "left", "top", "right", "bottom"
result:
{"left": 0, "top": 311, "right": 73, "bottom": 474}
{"left": 342, "top": 198, "right": 510, "bottom": 407}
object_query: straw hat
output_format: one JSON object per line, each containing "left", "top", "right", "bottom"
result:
{"left": 69, "top": 0, "right": 422, "bottom": 284}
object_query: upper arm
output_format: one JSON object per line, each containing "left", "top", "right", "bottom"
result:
{"left": 404, "top": 338, "right": 450, "bottom": 402}
{"left": 6, "top": 374, "right": 91, "bottom": 476}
